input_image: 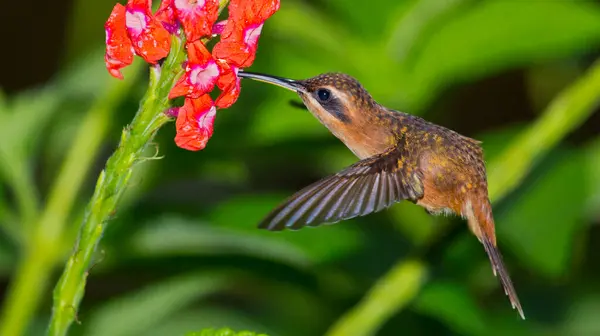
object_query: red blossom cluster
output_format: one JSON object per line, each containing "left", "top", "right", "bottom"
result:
{"left": 104, "top": 0, "right": 280, "bottom": 150}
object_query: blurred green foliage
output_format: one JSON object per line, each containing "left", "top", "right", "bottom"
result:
{"left": 186, "top": 328, "right": 268, "bottom": 336}
{"left": 0, "top": 0, "right": 599, "bottom": 335}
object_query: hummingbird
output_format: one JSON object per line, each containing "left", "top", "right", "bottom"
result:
{"left": 237, "top": 71, "right": 525, "bottom": 319}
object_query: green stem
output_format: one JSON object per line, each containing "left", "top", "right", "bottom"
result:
{"left": 0, "top": 60, "right": 143, "bottom": 336}
{"left": 325, "top": 261, "right": 427, "bottom": 336}
{"left": 326, "top": 59, "right": 600, "bottom": 335}
{"left": 47, "top": 35, "right": 186, "bottom": 336}
{"left": 488, "top": 58, "right": 600, "bottom": 202}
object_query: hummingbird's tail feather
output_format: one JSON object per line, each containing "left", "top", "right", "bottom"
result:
{"left": 481, "top": 233, "right": 525, "bottom": 320}
{"left": 466, "top": 198, "right": 525, "bottom": 320}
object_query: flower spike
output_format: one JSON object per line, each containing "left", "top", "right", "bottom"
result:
{"left": 103, "top": 0, "right": 281, "bottom": 151}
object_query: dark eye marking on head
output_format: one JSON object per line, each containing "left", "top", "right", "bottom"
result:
{"left": 316, "top": 88, "right": 331, "bottom": 102}
{"left": 312, "top": 88, "right": 350, "bottom": 123}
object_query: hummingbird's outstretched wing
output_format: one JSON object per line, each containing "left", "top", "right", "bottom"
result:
{"left": 258, "top": 146, "right": 424, "bottom": 231}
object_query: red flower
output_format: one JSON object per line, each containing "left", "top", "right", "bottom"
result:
{"left": 104, "top": 0, "right": 173, "bottom": 79}
{"left": 174, "top": 0, "right": 219, "bottom": 42}
{"left": 105, "top": 0, "right": 281, "bottom": 151}
{"left": 175, "top": 95, "right": 217, "bottom": 151}
{"left": 125, "top": 0, "right": 171, "bottom": 64}
{"left": 212, "top": 0, "right": 280, "bottom": 68}
{"left": 169, "top": 40, "right": 220, "bottom": 99}
{"left": 105, "top": 4, "right": 134, "bottom": 79}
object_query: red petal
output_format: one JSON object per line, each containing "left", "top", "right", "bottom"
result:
{"left": 212, "top": 42, "right": 255, "bottom": 68}
{"left": 215, "top": 79, "right": 240, "bottom": 108}
{"left": 249, "top": 0, "right": 280, "bottom": 23}
{"left": 175, "top": 95, "right": 216, "bottom": 151}
{"left": 168, "top": 77, "right": 191, "bottom": 99}
{"left": 125, "top": 0, "right": 171, "bottom": 64}
{"left": 174, "top": 0, "right": 219, "bottom": 42}
{"left": 156, "top": 0, "right": 178, "bottom": 34}
{"left": 215, "top": 61, "right": 240, "bottom": 108}
{"left": 187, "top": 39, "right": 213, "bottom": 64}
{"left": 168, "top": 40, "right": 219, "bottom": 99}
{"left": 229, "top": 0, "right": 280, "bottom": 25}
{"left": 212, "top": 22, "right": 255, "bottom": 68}
{"left": 127, "top": 0, "right": 151, "bottom": 11}
{"left": 104, "top": 4, "right": 134, "bottom": 79}
{"left": 218, "top": 17, "right": 244, "bottom": 41}
{"left": 243, "top": 23, "right": 264, "bottom": 50}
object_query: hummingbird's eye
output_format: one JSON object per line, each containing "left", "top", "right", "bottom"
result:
{"left": 316, "top": 88, "right": 332, "bottom": 102}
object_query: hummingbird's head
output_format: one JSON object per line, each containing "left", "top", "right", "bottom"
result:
{"left": 238, "top": 71, "right": 391, "bottom": 159}
{"left": 237, "top": 71, "right": 377, "bottom": 125}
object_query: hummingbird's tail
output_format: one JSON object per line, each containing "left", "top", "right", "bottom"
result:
{"left": 465, "top": 197, "right": 525, "bottom": 320}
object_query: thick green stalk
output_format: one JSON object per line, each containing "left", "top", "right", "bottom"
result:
{"left": 49, "top": 2, "right": 230, "bottom": 333}
{"left": 47, "top": 35, "right": 187, "bottom": 336}
{"left": 0, "top": 62, "right": 143, "bottom": 336}
{"left": 325, "top": 59, "right": 600, "bottom": 335}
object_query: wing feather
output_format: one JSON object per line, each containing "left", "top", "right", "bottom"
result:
{"left": 258, "top": 146, "right": 425, "bottom": 231}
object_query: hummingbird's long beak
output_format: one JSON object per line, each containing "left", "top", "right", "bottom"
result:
{"left": 238, "top": 71, "right": 303, "bottom": 93}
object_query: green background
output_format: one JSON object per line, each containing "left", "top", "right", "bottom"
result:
{"left": 1, "top": 0, "right": 600, "bottom": 335}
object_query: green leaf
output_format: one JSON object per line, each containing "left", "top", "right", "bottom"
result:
{"left": 0, "top": 87, "right": 62, "bottom": 159}
{"left": 408, "top": 0, "right": 600, "bottom": 108}
{"left": 208, "top": 195, "right": 364, "bottom": 263}
{"left": 135, "top": 307, "right": 274, "bottom": 336}
{"left": 562, "top": 294, "right": 600, "bottom": 335}
{"left": 413, "top": 281, "right": 487, "bottom": 336}
{"left": 63, "top": 0, "right": 118, "bottom": 62}
{"left": 128, "top": 214, "right": 312, "bottom": 267}
{"left": 388, "top": 201, "right": 437, "bottom": 245}
{"left": 385, "top": 0, "right": 475, "bottom": 62}
{"left": 325, "top": 0, "right": 412, "bottom": 39}
{"left": 85, "top": 273, "right": 231, "bottom": 336}
{"left": 325, "top": 260, "right": 427, "bottom": 336}
{"left": 0, "top": 86, "right": 63, "bottom": 225}
{"left": 247, "top": 81, "right": 329, "bottom": 145}
{"left": 477, "top": 124, "right": 527, "bottom": 162}
{"left": 57, "top": 48, "right": 119, "bottom": 99}
{"left": 186, "top": 327, "right": 268, "bottom": 336}
{"left": 246, "top": 43, "right": 343, "bottom": 145}
{"left": 269, "top": 2, "right": 359, "bottom": 66}
{"left": 266, "top": 1, "right": 401, "bottom": 97}
{"left": 497, "top": 150, "right": 587, "bottom": 278}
